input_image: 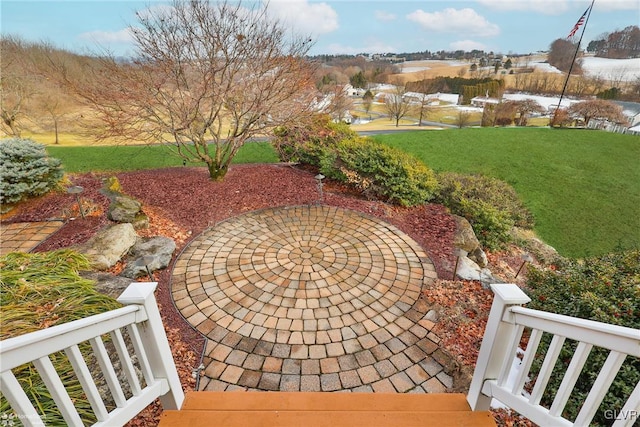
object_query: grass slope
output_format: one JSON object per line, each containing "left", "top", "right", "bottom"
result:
{"left": 47, "top": 141, "right": 278, "bottom": 173}
{"left": 374, "top": 128, "right": 640, "bottom": 258}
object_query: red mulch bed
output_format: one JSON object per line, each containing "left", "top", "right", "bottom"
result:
{"left": 7, "top": 163, "right": 513, "bottom": 424}
{"left": 7, "top": 165, "right": 459, "bottom": 335}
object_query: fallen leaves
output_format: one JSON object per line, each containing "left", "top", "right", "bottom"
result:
{"left": 422, "top": 279, "right": 493, "bottom": 367}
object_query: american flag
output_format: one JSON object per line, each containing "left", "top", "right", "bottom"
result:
{"left": 567, "top": 6, "right": 590, "bottom": 38}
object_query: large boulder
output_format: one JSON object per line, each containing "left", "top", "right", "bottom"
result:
{"left": 80, "top": 271, "right": 133, "bottom": 299}
{"left": 101, "top": 176, "right": 149, "bottom": 229}
{"left": 107, "top": 195, "right": 149, "bottom": 229}
{"left": 108, "top": 195, "right": 141, "bottom": 223}
{"left": 453, "top": 215, "right": 488, "bottom": 268}
{"left": 511, "top": 227, "right": 559, "bottom": 265}
{"left": 78, "top": 223, "right": 138, "bottom": 270}
{"left": 120, "top": 236, "right": 176, "bottom": 279}
{"left": 455, "top": 256, "right": 502, "bottom": 287}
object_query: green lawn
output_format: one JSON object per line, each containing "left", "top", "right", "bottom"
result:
{"left": 374, "top": 127, "right": 640, "bottom": 258}
{"left": 47, "top": 141, "right": 278, "bottom": 173}
{"left": 46, "top": 128, "right": 639, "bottom": 258}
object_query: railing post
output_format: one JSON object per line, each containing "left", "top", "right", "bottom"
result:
{"left": 117, "top": 282, "right": 185, "bottom": 410}
{"left": 467, "top": 284, "right": 531, "bottom": 411}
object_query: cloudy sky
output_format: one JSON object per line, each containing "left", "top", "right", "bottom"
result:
{"left": 2, "top": 0, "right": 638, "bottom": 57}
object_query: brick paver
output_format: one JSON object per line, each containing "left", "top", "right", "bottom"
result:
{"left": 1, "top": 221, "right": 65, "bottom": 256}
{"left": 171, "top": 205, "right": 457, "bottom": 393}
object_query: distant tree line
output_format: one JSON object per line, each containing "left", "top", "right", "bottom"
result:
{"left": 587, "top": 25, "right": 640, "bottom": 59}
{"left": 406, "top": 77, "right": 505, "bottom": 104}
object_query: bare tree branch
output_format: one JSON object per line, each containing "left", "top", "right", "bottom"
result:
{"left": 48, "top": 0, "right": 317, "bottom": 180}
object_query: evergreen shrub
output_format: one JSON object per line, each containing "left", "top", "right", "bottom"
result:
{"left": 525, "top": 250, "right": 640, "bottom": 425}
{"left": 435, "top": 172, "right": 533, "bottom": 249}
{"left": 319, "top": 137, "right": 438, "bottom": 207}
{"left": 0, "top": 138, "right": 64, "bottom": 206}
{"left": 272, "top": 115, "right": 357, "bottom": 166}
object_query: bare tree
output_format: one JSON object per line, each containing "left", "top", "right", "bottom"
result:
{"left": 510, "top": 99, "right": 545, "bottom": 126}
{"left": 319, "top": 85, "right": 353, "bottom": 123}
{"left": 454, "top": 110, "right": 472, "bottom": 128}
{"left": 35, "top": 93, "right": 75, "bottom": 144}
{"left": 568, "top": 99, "right": 627, "bottom": 127}
{"left": 568, "top": 75, "right": 591, "bottom": 97}
{"left": 0, "top": 37, "right": 35, "bottom": 136}
{"left": 384, "top": 85, "right": 411, "bottom": 127}
{"left": 587, "top": 74, "right": 607, "bottom": 96}
{"left": 50, "top": 0, "right": 316, "bottom": 180}
{"left": 548, "top": 38, "right": 583, "bottom": 75}
{"left": 362, "top": 89, "right": 374, "bottom": 120}
{"left": 412, "top": 94, "right": 432, "bottom": 126}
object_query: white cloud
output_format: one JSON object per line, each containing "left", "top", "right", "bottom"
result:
{"left": 79, "top": 28, "right": 134, "bottom": 44}
{"left": 266, "top": 0, "right": 338, "bottom": 35}
{"left": 375, "top": 10, "right": 397, "bottom": 22}
{"left": 450, "top": 40, "right": 488, "bottom": 51}
{"left": 592, "top": 0, "right": 640, "bottom": 11}
{"left": 477, "top": 0, "right": 639, "bottom": 13}
{"left": 407, "top": 8, "right": 500, "bottom": 37}
{"left": 477, "top": 0, "right": 569, "bottom": 14}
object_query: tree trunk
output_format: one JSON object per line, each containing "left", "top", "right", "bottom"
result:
{"left": 207, "top": 162, "right": 228, "bottom": 181}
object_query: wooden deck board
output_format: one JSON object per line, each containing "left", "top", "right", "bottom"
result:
{"left": 159, "top": 409, "right": 497, "bottom": 427}
{"left": 158, "top": 392, "right": 497, "bottom": 427}
{"left": 180, "top": 392, "right": 473, "bottom": 412}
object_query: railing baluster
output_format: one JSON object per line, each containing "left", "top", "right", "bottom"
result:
{"left": 64, "top": 344, "right": 109, "bottom": 421}
{"left": 529, "top": 334, "right": 566, "bottom": 406}
{"left": 89, "top": 336, "right": 127, "bottom": 407}
{"left": 512, "top": 328, "right": 543, "bottom": 395}
{"left": 467, "top": 284, "right": 531, "bottom": 411}
{"left": 1, "top": 283, "right": 185, "bottom": 426}
{"left": 117, "top": 283, "right": 184, "bottom": 410}
{"left": 0, "top": 370, "right": 45, "bottom": 427}
{"left": 32, "top": 355, "right": 84, "bottom": 426}
{"left": 126, "top": 323, "right": 155, "bottom": 386}
{"left": 497, "top": 324, "right": 525, "bottom": 387}
{"left": 612, "top": 380, "right": 640, "bottom": 427}
{"left": 574, "top": 350, "right": 627, "bottom": 426}
{"left": 110, "top": 328, "right": 142, "bottom": 396}
{"left": 549, "top": 341, "right": 593, "bottom": 417}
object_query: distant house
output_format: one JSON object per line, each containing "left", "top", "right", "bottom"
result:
{"left": 627, "top": 123, "right": 640, "bottom": 135}
{"left": 403, "top": 92, "right": 440, "bottom": 105}
{"left": 589, "top": 101, "right": 640, "bottom": 135}
{"left": 470, "top": 96, "right": 500, "bottom": 108}
{"left": 343, "top": 84, "right": 366, "bottom": 97}
{"left": 614, "top": 101, "right": 640, "bottom": 127}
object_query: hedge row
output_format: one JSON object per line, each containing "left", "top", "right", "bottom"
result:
{"left": 273, "top": 115, "right": 533, "bottom": 248}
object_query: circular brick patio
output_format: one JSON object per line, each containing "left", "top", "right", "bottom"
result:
{"left": 172, "top": 205, "right": 453, "bottom": 393}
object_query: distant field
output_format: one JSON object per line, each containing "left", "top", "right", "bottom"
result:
{"left": 374, "top": 127, "right": 640, "bottom": 258}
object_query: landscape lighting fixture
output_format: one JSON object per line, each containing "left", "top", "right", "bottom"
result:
{"left": 136, "top": 255, "right": 156, "bottom": 279}
{"left": 315, "top": 174, "right": 325, "bottom": 204}
{"left": 66, "top": 185, "right": 85, "bottom": 218}
{"left": 516, "top": 253, "right": 534, "bottom": 278}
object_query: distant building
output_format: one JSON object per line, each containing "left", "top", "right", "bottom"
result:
{"left": 343, "top": 84, "right": 366, "bottom": 97}
{"left": 470, "top": 96, "right": 500, "bottom": 108}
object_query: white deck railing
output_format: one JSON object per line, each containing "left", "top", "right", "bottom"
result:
{"left": 2, "top": 281, "right": 638, "bottom": 427}
{"left": 468, "top": 284, "right": 640, "bottom": 427}
{"left": 0, "top": 282, "right": 184, "bottom": 427}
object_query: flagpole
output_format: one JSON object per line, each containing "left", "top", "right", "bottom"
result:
{"left": 552, "top": 0, "right": 596, "bottom": 126}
